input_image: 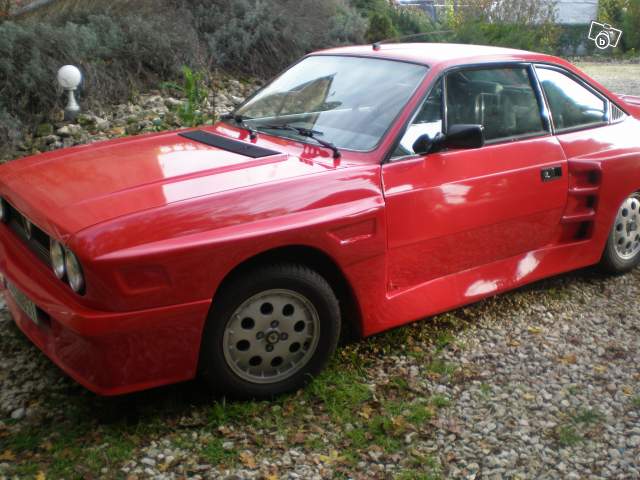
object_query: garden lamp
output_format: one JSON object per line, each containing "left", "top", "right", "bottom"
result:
{"left": 57, "top": 65, "right": 82, "bottom": 121}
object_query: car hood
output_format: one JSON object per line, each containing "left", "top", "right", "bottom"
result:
{"left": 0, "top": 126, "right": 342, "bottom": 238}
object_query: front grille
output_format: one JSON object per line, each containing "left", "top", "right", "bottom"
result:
{"left": 5, "top": 202, "right": 52, "bottom": 266}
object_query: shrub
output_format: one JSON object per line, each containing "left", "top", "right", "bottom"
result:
{"left": 0, "top": 3, "right": 199, "bottom": 120}
{"left": 352, "top": 0, "right": 438, "bottom": 43}
{"left": 598, "top": 0, "right": 626, "bottom": 25}
{"left": 445, "top": 0, "right": 559, "bottom": 53}
{"left": 0, "top": 107, "right": 22, "bottom": 161}
{"left": 197, "top": 0, "right": 365, "bottom": 78}
{"left": 164, "top": 66, "right": 208, "bottom": 127}
{"left": 623, "top": 0, "right": 640, "bottom": 52}
{"left": 367, "top": 11, "right": 398, "bottom": 42}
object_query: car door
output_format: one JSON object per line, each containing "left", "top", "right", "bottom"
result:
{"left": 382, "top": 65, "right": 569, "bottom": 293}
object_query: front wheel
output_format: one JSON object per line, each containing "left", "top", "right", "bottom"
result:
{"left": 599, "top": 192, "right": 640, "bottom": 274}
{"left": 199, "top": 264, "right": 341, "bottom": 399}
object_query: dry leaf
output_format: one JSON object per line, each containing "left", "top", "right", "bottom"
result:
{"left": 622, "top": 386, "right": 634, "bottom": 396}
{"left": 594, "top": 365, "right": 608, "bottom": 374}
{"left": 35, "top": 472, "right": 46, "bottom": 480}
{"left": 522, "top": 393, "right": 536, "bottom": 401}
{"left": 239, "top": 451, "right": 257, "bottom": 469}
{"left": 292, "top": 432, "right": 305, "bottom": 444}
{"left": 391, "top": 415, "right": 406, "bottom": 429}
{"left": 318, "top": 450, "right": 342, "bottom": 465}
{"left": 507, "top": 339, "right": 521, "bottom": 347}
{"left": 527, "top": 326, "right": 543, "bottom": 334}
{"left": 0, "top": 450, "right": 15, "bottom": 461}
{"left": 359, "top": 405, "right": 374, "bottom": 419}
{"left": 559, "top": 353, "right": 577, "bottom": 364}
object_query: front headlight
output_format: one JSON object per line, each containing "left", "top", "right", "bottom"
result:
{"left": 50, "top": 240, "right": 66, "bottom": 280}
{"left": 64, "top": 249, "right": 85, "bottom": 294}
{"left": 0, "top": 198, "right": 6, "bottom": 222}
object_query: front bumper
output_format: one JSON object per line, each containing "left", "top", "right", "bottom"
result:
{"left": 0, "top": 225, "right": 211, "bottom": 396}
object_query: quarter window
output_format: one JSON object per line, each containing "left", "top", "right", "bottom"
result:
{"left": 392, "top": 79, "right": 443, "bottom": 158}
{"left": 446, "top": 67, "right": 546, "bottom": 141}
{"left": 535, "top": 67, "right": 607, "bottom": 131}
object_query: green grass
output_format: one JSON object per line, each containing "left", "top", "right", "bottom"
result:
{"left": 396, "top": 455, "right": 443, "bottom": 480}
{"left": 200, "top": 438, "right": 237, "bottom": 465}
{"left": 632, "top": 396, "right": 640, "bottom": 408}
{"left": 429, "top": 395, "right": 451, "bottom": 409}
{"left": 425, "top": 358, "right": 458, "bottom": 377}
{"left": 572, "top": 408, "right": 604, "bottom": 425}
{"left": 434, "top": 331, "right": 456, "bottom": 351}
{"left": 306, "top": 366, "right": 371, "bottom": 422}
{"left": 552, "top": 406, "right": 605, "bottom": 448}
{"left": 208, "top": 399, "right": 263, "bottom": 426}
{"left": 556, "top": 425, "right": 583, "bottom": 447}
{"left": 479, "top": 383, "right": 492, "bottom": 398}
{"left": 396, "top": 469, "right": 442, "bottom": 480}
{"left": 567, "top": 386, "right": 580, "bottom": 396}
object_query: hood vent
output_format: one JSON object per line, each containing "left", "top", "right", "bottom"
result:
{"left": 179, "top": 130, "right": 280, "bottom": 158}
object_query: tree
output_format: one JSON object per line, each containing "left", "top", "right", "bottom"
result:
{"left": 623, "top": 0, "right": 640, "bottom": 51}
{"left": 366, "top": 11, "right": 398, "bottom": 42}
{"left": 599, "top": 0, "right": 626, "bottom": 25}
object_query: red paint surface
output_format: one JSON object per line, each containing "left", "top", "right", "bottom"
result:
{"left": 1, "top": 44, "right": 640, "bottom": 395}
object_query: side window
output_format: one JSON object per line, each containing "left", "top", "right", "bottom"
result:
{"left": 535, "top": 67, "right": 607, "bottom": 131}
{"left": 392, "top": 79, "right": 443, "bottom": 158}
{"left": 446, "top": 67, "right": 546, "bottom": 141}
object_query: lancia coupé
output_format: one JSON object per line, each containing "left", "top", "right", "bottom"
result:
{"left": 2, "top": 43, "right": 640, "bottom": 398}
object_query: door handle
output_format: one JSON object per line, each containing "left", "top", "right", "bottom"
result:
{"left": 541, "top": 166, "right": 562, "bottom": 182}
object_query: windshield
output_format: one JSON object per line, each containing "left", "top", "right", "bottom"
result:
{"left": 234, "top": 55, "right": 428, "bottom": 151}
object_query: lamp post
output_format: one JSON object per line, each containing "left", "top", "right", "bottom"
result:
{"left": 57, "top": 65, "right": 82, "bottom": 121}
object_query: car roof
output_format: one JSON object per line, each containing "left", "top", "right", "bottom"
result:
{"left": 315, "top": 43, "right": 552, "bottom": 69}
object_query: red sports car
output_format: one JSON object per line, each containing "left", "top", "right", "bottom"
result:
{"left": 1, "top": 44, "right": 640, "bottom": 398}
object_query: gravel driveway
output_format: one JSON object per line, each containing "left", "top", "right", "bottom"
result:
{"left": 1, "top": 62, "right": 639, "bottom": 480}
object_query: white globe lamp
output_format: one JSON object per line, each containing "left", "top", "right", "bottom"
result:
{"left": 57, "top": 65, "right": 82, "bottom": 120}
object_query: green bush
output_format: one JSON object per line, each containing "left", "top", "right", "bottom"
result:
{"left": 0, "top": 2, "right": 198, "bottom": 122}
{"left": 0, "top": 0, "right": 366, "bottom": 156}
{"left": 623, "top": 0, "right": 640, "bottom": 51}
{"left": 166, "top": 66, "right": 208, "bottom": 127}
{"left": 0, "top": 108, "right": 22, "bottom": 161}
{"left": 599, "top": 0, "right": 626, "bottom": 25}
{"left": 197, "top": 0, "right": 365, "bottom": 78}
{"left": 367, "top": 11, "right": 398, "bottom": 42}
{"left": 352, "top": 0, "right": 437, "bottom": 43}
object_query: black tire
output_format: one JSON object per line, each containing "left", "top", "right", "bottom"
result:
{"left": 599, "top": 192, "right": 640, "bottom": 274}
{"left": 199, "top": 263, "right": 341, "bottom": 399}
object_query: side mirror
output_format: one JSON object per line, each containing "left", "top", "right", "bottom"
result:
{"left": 412, "top": 124, "right": 484, "bottom": 155}
{"left": 442, "top": 124, "right": 484, "bottom": 149}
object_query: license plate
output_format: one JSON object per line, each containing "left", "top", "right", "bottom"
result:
{"left": 6, "top": 281, "right": 39, "bottom": 325}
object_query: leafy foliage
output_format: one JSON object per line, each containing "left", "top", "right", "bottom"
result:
{"left": 445, "top": 0, "right": 559, "bottom": 52}
{"left": 622, "top": 0, "right": 640, "bottom": 53}
{"left": 166, "top": 66, "right": 208, "bottom": 127}
{"left": 599, "top": 0, "right": 626, "bottom": 25}
{"left": 0, "top": 0, "right": 365, "bottom": 153}
{"left": 367, "top": 11, "right": 398, "bottom": 42}
{"left": 196, "top": 0, "right": 366, "bottom": 78}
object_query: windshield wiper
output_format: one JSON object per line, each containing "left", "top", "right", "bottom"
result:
{"left": 220, "top": 113, "right": 258, "bottom": 140}
{"left": 258, "top": 124, "right": 341, "bottom": 159}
